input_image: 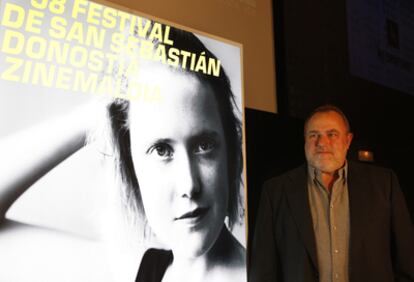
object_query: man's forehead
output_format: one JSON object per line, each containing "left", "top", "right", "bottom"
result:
{"left": 306, "top": 111, "right": 348, "bottom": 131}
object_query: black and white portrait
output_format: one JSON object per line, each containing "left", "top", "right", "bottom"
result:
{"left": 0, "top": 1, "right": 246, "bottom": 281}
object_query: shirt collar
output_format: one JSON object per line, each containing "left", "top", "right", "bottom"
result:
{"left": 307, "top": 161, "right": 348, "bottom": 187}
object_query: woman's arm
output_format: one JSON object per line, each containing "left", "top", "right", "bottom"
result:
{"left": 0, "top": 105, "right": 95, "bottom": 221}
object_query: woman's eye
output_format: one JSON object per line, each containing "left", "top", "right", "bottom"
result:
{"left": 194, "top": 140, "right": 216, "bottom": 154}
{"left": 148, "top": 144, "right": 173, "bottom": 159}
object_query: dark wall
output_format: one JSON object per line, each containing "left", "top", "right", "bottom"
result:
{"left": 271, "top": 0, "right": 414, "bottom": 212}
{"left": 245, "top": 109, "right": 304, "bottom": 243}
{"left": 246, "top": 0, "right": 414, "bottom": 249}
{"left": 245, "top": 110, "right": 304, "bottom": 180}
{"left": 274, "top": 0, "right": 414, "bottom": 157}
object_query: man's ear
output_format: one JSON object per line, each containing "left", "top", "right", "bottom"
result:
{"left": 346, "top": 132, "right": 353, "bottom": 148}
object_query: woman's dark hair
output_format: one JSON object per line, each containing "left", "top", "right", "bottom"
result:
{"left": 106, "top": 23, "right": 243, "bottom": 229}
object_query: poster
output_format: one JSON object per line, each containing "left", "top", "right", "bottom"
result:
{"left": 0, "top": 0, "right": 246, "bottom": 281}
{"left": 347, "top": 0, "right": 414, "bottom": 95}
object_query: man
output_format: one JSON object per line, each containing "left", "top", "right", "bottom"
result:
{"left": 249, "top": 105, "right": 414, "bottom": 282}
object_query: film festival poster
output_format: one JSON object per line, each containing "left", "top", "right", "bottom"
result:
{"left": 0, "top": 0, "right": 247, "bottom": 281}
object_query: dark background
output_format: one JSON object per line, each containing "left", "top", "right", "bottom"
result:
{"left": 245, "top": 0, "right": 414, "bottom": 249}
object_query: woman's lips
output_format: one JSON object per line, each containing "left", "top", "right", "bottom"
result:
{"left": 175, "top": 207, "right": 209, "bottom": 224}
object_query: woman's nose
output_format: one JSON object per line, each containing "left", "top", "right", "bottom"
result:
{"left": 174, "top": 151, "right": 201, "bottom": 198}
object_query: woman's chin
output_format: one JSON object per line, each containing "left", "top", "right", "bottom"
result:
{"left": 168, "top": 233, "right": 214, "bottom": 259}
{"left": 161, "top": 221, "right": 224, "bottom": 260}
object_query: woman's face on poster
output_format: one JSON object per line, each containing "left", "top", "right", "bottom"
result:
{"left": 129, "top": 64, "right": 229, "bottom": 258}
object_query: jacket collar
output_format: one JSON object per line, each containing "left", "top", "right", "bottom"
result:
{"left": 284, "top": 164, "right": 318, "bottom": 270}
{"left": 347, "top": 161, "right": 371, "bottom": 270}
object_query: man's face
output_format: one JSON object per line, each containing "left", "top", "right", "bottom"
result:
{"left": 304, "top": 111, "right": 353, "bottom": 173}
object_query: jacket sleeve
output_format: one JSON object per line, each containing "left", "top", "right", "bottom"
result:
{"left": 248, "top": 182, "right": 279, "bottom": 282}
{"left": 390, "top": 171, "right": 414, "bottom": 282}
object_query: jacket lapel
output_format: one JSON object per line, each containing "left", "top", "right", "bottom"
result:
{"left": 347, "top": 162, "right": 370, "bottom": 270}
{"left": 285, "top": 165, "right": 318, "bottom": 270}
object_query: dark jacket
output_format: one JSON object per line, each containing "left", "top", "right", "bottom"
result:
{"left": 249, "top": 162, "right": 414, "bottom": 282}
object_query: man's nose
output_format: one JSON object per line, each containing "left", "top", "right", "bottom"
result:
{"left": 175, "top": 150, "right": 201, "bottom": 198}
{"left": 316, "top": 134, "right": 328, "bottom": 147}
